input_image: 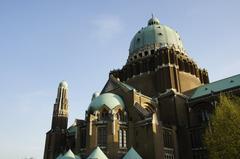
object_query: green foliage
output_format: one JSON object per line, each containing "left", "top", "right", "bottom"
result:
{"left": 204, "top": 95, "right": 240, "bottom": 159}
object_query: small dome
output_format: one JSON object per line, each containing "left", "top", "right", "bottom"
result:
{"left": 122, "top": 147, "right": 143, "bottom": 159}
{"left": 59, "top": 80, "right": 68, "bottom": 89}
{"left": 88, "top": 93, "right": 125, "bottom": 112}
{"left": 61, "top": 149, "right": 75, "bottom": 159}
{"left": 87, "top": 147, "right": 108, "bottom": 159}
{"left": 129, "top": 17, "right": 184, "bottom": 56}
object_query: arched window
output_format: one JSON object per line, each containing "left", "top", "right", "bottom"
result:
{"left": 178, "top": 59, "right": 183, "bottom": 70}
{"left": 117, "top": 110, "right": 124, "bottom": 121}
{"left": 101, "top": 109, "right": 109, "bottom": 120}
{"left": 96, "top": 112, "right": 100, "bottom": 120}
{"left": 170, "top": 51, "right": 174, "bottom": 64}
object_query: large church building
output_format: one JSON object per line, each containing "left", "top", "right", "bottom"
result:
{"left": 43, "top": 17, "right": 240, "bottom": 159}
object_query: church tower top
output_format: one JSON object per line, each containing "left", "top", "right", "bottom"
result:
{"left": 54, "top": 81, "right": 68, "bottom": 117}
{"left": 51, "top": 81, "right": 69, "bottom": 130}
{"left": 59, "top": 80, "right": 68, "bottom": 89}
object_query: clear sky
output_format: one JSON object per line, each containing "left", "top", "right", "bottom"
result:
{"left": 0, "top": 0, "right": 240, "bottom": 158}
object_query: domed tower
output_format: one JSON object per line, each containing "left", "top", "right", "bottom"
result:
{"left": 110, "top": 16, "right": 209, "bottom": 97}
{"left": 51, "top": 80, "right": 69, "bottom": 130}
{"left": 44, "top": 81, "right": 69, "bottom": 159}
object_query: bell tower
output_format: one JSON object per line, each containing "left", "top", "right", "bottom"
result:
{"left": 51, "top": 81, "right": 69, "bottom": 130}
{"left": 44, "top": 81, "right": 69, "bottom": 159}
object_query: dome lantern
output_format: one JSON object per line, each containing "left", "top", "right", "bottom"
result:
{"left": 148, "top": 16, "right": 160, "bottom": 26}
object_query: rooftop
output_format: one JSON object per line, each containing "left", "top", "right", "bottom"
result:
{"left": 188, "top": 74, "right": 240, "bottom": 99}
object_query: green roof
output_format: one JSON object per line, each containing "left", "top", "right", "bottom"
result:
{"left": 61, "top": 149, "right": 76, "bottom": 159}
{"left": 56, "top": 149, "right": 81, "bottom": 159}
{"left": 122, "top": 147, "right": 143, "bottom": 159}
{"left": 121, "top": 82, "right": 134, "bottom": 91}
{"left": 190, "top": 74, "right": 240, "bottom": 99}
{"left": 87, "top": 147, "right": 108, "bottom": 159}
{"left": 88, "top": 93, "right": 125, "bottom": 112}
{"left": 56, "top": 154, "right": 63, "bottom": 159}
{"left": 68, "top": 125, "right": 77, "bottom": 134}
{"left": 129, "top": 17, "right": 184, "bottom": 55}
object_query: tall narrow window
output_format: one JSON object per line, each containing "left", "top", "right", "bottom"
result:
{"left": 119, "top": 129, "right": 122, "bottom": 147}
{"left": 123, "top": 129, "right": 127, "bottom": 148}
{"left": 97, "top": 127, "right": 107, "bottom": 147}
{"left": 119, "top": 129, "right": 127, "bottom": 148}
{"left": 117, "top": 110, "right": 124, "bottom": 121}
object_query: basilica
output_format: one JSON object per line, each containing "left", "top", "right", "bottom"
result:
{"left": 43, "top": 16, "right": 240, "bottom": 159}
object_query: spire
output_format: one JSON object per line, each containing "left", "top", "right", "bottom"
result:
{"left": 51, "top": 80, "right": 69, "bottom": 130}
{"left": 44, "top": 81, "right": 69, "bottom": 159}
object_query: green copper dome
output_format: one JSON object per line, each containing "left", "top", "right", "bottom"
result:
{"left": 88, "top": 93, "right": 125, "bottom": 112}
{"left": 129, "top": 17, "right": 184, "bottom": 56}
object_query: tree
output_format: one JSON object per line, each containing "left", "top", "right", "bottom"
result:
{"left": 204, "top": 95, "right": 240, "bottom": 159}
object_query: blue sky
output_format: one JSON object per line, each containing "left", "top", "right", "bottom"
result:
{"left": 0, "top": 0, "right": 240, "bottom": 158}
